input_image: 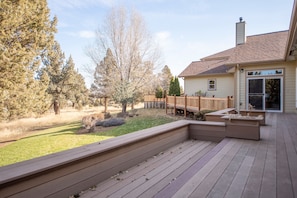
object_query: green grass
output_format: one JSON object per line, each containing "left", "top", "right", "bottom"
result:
{"left": 0, "top": 112, "right": 176, "bottom": 167}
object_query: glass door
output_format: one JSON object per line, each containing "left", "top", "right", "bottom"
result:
{"left": 247, "top": 78, "right": 282, "bottom": 111}
{"left": 265, "top": 78, "right": 281, "bottom": 111}
{"left": 248, "top": 79, "right": 264, "bottom": 110}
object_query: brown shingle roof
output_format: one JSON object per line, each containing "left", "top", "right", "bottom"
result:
{"left": 178, "top": 59, "right": 230, "bottom": 77}
{"left": 179, "top": 30, "right": 289, "bottom": 77}
{"left": 226, "top": 30, "right": 288, "bottom": 64}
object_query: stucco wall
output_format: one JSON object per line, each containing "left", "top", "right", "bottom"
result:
{"left": 184, "top": 75, "right": 234, "bottom": 98}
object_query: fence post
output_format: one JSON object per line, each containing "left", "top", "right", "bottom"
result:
{"left": 198, "top": 96, "right": 201, "bottom": 112}
{"left": 165, "top": 96, "right": 168, "bottom": 114}
{"left": 174, "top": 95, "right": 176, "bottom": 116}
{"left": 227, "top": 96, "right": 230, "bottom": 108}
{"left": 184, "top": 95, "right": 187, "bottom": 117}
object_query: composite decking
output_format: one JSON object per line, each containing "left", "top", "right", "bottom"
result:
{"left": 80, "top": 113, "right": 297, "bottom": 198}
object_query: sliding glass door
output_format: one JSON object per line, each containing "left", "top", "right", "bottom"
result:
{"left": 247, "top": 78, "right": 282, "bottom": 111}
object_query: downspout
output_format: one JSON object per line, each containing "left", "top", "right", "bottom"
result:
{"left": 236, "top": 64, "right": 241, "bottom": 111}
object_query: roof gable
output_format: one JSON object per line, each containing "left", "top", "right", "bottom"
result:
{"left": 179, "top": 31, "right": 289, "bottom": 77}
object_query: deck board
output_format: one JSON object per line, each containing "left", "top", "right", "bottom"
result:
{"left": 80, "top": 113, "right": 297, "bottom": 198}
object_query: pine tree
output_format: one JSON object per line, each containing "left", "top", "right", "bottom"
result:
{"left": 0, "top": 0, "right": 57, "bottom": 120}
{"left": 42, "top": 41, "right": 65, "bottom": 114}
{"left": 42, "top": 43, "right": 88, "bottom": 114}
{"left": 63, "top": 56, "right": 88, "bottom": 109}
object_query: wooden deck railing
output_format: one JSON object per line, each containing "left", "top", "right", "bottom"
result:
{"left": 0, "top": 120, "right": 226, "bottom": 198}
{"left": 166, "top": 95, "right": 234, "bottom": 117}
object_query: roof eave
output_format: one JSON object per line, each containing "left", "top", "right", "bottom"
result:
{"left": 286, "top": 0, "right": 297, "bottom": 60}
{"left": 225, "top": 58, "right": 285, "bottom": 66}
{"left": 179, "top": 72, "right": 233, "bottom": 78}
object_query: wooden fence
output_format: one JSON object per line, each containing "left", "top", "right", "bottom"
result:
{"left": 144, "top": 95, "right": 166, "bottom": 109}
{"left": 166, "top": 95, "right": 234, "bottom": 117}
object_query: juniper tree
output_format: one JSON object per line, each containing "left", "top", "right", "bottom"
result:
{"left": 0, "top": 0, "right": 57, "bottom": 120}
{"left": 169, "top": 76, "right": 181, "bottom": 96}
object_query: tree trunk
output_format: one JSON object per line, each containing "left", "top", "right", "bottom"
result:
{"left": 104, "top": 97, "right": 108, "bottom": 113}
{"left": 122, "top": 102, "right": 127, "bottom": 113}
{"left": 53, "top": 99, "right": 60, "bottom": 115}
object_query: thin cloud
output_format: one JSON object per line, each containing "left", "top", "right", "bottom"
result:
{"left": 48, "top": 0, "right": 114, "bottom": 9}
{"left": 79, "top": 31, "right": 96, "bottom": 38}
{"left": 155, "top": 31, "right": 172, "bottom": 49}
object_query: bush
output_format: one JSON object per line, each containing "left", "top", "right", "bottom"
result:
{"left": 194, "top": 110, "right": 215, "bottom": 121}
{"left": 96, "top": 118, "right": 125, "bottom": 127}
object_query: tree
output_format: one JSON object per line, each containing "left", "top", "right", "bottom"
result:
{"left": 87, "top": 6, "right": 160, "bottom": 113}
{"left": 63, "top": 56, "right": 88, "bottom": 110}
{"left": 42, "top": 41, "right": 65, "bottom": 114}
{"left": 42, "top": 42, "right": 88, "bottom": 114}
{"left": 160, "top": 65, "right": 173, "bottom": 94}
{"left": 0, "top": 0, "right": 57, "bottom": 120}
{"left": 169, "top": 76, "right": 181, "bottom": 96}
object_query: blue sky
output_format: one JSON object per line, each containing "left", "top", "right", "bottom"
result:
{"left": 47, "top": 0, "right": 294, "bottom": 87}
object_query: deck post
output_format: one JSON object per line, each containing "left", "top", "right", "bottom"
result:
{"left": 227, "top": 96, "right": 230, "bottom": 108}
{"left": 184, "top": 95, "right": 187, "bottom": 117}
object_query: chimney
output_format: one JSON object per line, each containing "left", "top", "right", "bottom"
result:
{"left": 236, "top": 17, "right": 246, "bottom": 45}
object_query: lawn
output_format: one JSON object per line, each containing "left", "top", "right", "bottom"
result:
{"left": 0, "top": 109, "right": 177, "bottom": 167}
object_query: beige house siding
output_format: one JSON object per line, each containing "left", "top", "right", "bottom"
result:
{"left": 184, "top": 75, "right": 234, "bottom": 98}
{"left": 284, "top": 61, "right": 296, "bottom": 112}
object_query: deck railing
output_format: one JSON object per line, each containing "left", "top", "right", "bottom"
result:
{"left": 166, "top": 95, "right": 234, "bottom": 117}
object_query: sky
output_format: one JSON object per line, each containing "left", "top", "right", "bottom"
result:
{"left": 47, "top": 0, "right": 294, "bottom": 87}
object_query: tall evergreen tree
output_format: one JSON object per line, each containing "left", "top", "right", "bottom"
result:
{"left": 42, "top": 43, "right": 88, "bottom": 114}
{"left": 0, "top": 0, "right": 57, "bottom": 120}
{"left": 63, "top": 56, "right": 88, "bottom": 109}
{"left": 42, "top": 41, "right": 65, "bottom": 114}
{"left": 169, "top": 76, "right": 181, "bottom": 96}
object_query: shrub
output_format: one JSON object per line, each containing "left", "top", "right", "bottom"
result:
{"left": 194, "top": 110, "right": 215, "bottom": 121}
{"left": 96, "top": 118, "right": 125, "bottom": 127}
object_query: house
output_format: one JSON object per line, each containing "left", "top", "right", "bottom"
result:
{"left": 179, "top": 2, "right": 297, "bottom": 113}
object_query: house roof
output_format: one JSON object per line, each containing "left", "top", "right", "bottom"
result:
{"left": 179, "top": 31, "right": 289, "bottom": 77}
{"left": 178, "top": 59, "right": 232, "bottom": 77}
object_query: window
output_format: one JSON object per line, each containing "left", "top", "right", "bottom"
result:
{"left": 208, "top": 79, "right": 216, "bottom": 91}
{"left": 247, "top": 69, "right": 283, "bottom": 76}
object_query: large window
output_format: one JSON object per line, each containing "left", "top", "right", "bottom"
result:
{"left": 208, "top": 79, "right": 216, "bottom": 91}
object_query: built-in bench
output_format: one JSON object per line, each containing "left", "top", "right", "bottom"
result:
{"left": 205, "top": 108, "right": 266, "bottom": 126}
{"left": 0, "top": 120, "right": 226, "bottom": 198}
{"left": 205, "top": 108, "right": 236, "bottom": 122}
{"left": 222, "top": 115, "right": 263, "bottom": 140}
{"left": 239, "top": 110, "right": 266, "bottom": 125}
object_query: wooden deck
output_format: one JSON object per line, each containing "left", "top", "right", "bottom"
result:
{"left": 80, "top": 113, "right": 297, "bottom": 198}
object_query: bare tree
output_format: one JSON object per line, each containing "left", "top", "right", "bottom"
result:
{"left": 87, "top": 6, "right": 160, "bottom": 113}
